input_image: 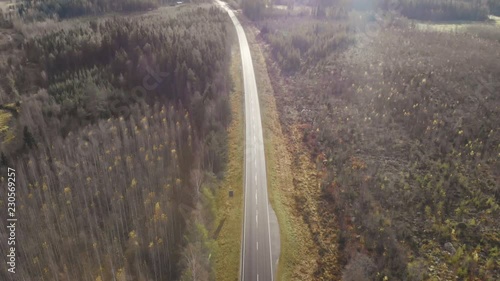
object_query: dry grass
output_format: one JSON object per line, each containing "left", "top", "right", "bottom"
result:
{"left": 244, "top": 23, "right": 321, "bottom": 281}
{"left": 214, "top": 41, "right": 244, "bottom": 281}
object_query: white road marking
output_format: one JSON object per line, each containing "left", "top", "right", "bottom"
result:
{"left": 257, "top": 274, "right": 259, "bottom": 281}
{"left": 256, "top": 242, "right": 258, "bottom": 251}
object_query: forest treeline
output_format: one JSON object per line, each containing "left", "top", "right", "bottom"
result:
{"left": 395, "top": 0, "right": 489, "bottom": 21}
{"left": 351, "top": 0, "right": 500, "bottom": 20}
{"left": 319, "top": 29, "right": 500, "bottom": 280}
{"left": 9, "top": 0, "right": 203, "bottom": 19}
{"left": 259, "top": 7, "right": 500, "bottom": 281}
{"left": 0, "top": 6, "right": 231, "bottom": 281}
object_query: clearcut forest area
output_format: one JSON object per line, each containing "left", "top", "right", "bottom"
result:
{"left": 0, "top": 1, "right": 232, "bottom": 280}
{"left": 243, "top": 0, "right": 500, "bottom": 280}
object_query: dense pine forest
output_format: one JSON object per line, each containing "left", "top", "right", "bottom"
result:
{"left": 0, "top": 5, "right": 231, "bottom": 281}
{"left": 10, "top": 0, "right": 177, "bottom": 19}
{"left": 255, "top": 1, "right": 500, "bottom": 280}
{"left": 1, "top": 0, "right": 499, "bottom": 280}
{"left": 351, "top": 0, "right": 500, "bottom": 20}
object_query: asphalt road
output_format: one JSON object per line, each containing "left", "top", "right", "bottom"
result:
{"left": 216, "top": 2, "right": 281, "bottom": 281}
